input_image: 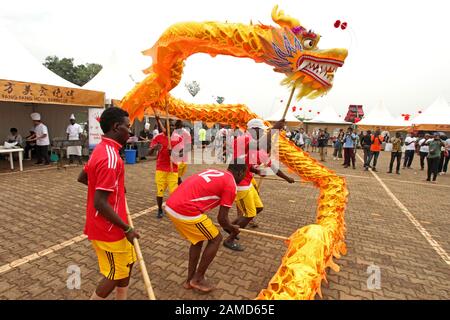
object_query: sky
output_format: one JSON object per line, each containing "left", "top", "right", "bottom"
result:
{"left": 1, "top": 0, "right": 449, "bottom": 119}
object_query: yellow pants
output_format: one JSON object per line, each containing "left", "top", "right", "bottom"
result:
{"left": 167, "top": 212, "right": 219, "bottom": 245}
{"left": 155, "top": 170, "right": 179, "bottom": 197}
{"left": 91, "top": 238, "right": 137, "bottom": 281}
{"left": 235, "top": 184, "right": 263, "bottom": 218}
{"left": 178, "top": 162, "right": 187, "bottom": 178}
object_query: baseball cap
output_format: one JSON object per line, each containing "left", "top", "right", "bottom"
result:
{"left": 246, "top": 118, "right": 268, "bottom": 130}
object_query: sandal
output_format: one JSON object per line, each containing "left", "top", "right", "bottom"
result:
{"left": 223, "top": 240, "right": 244, "bottom": 251}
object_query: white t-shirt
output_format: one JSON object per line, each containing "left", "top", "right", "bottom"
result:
{"left": 445, "top": 138, "right": 450, "bottom": 151}
{"left": 405, "top": 136, "right": 417, "bottom": 151}
{"left": 419, "top": 138, "right": 429, "bottom": 153}
{"left": 66, "top": 123, "right": 82, "bottom": 140}
{"left": 34, "top": 123, "right": 50, "bottom": 146}
{"left": 153, "top": 129, "right": 159, "bottom": 137}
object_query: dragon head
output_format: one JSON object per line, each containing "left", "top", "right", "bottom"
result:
{"left": 260, "top": 6, "right": 348, "bottom": 99}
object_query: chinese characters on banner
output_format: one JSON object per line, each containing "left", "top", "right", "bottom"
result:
{"left": 0, "top": 79, "right": 104, "bottom": 107}
{"left": 88, "top": 108, "right": 105, "bottom": 148}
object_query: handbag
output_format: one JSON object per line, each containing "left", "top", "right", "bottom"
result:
{"left": 384, "top": 143, "right": 393, "bottom": 152}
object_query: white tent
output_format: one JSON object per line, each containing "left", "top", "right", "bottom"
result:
{"left": 411, "top": 96, "right": 450, "bottom": 130}
{"left": 357, "top": 101, "right": 406, "bottom": 130}
{"left": 83, "top": 51, "right": 141, "bottom": 102}
{"left": 0, "top": 26, "right": 79, "bottom": 88}
{"left": 264, "top": 107, "right": 301, "bottom": 126}
{"left": 304, "top": 105, "right": 351, "bottom": 125}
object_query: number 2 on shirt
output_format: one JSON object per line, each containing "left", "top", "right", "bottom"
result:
{"left": 199, "top": 169, "right": 224, "bottom": 183}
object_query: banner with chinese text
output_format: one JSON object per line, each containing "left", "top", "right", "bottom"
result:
{"left": 0, "top": 79, "right": 104, "bottom": 107}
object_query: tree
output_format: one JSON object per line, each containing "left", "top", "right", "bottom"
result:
{"left": 43, "top": 56, "right": 102, "bottom": 86}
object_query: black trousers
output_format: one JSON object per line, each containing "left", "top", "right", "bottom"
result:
{"left": 362, "top": 146, "right": 371, "bottom": 167}
{"left": 403, "top": 150, "right": 415, "bottom": 168}
{"left": 36, "top": 145, "right": 49, "bottom": 164}
{"left": 427, "top": 157, "right": 440, "bottom": 181}
{"left": 419, "top": 151, "right": 428, "bottom": 169}
{"left": 389, "top": 152, "right": 402, "bottom": 173}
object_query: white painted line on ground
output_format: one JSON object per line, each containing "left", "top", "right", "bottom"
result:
{"left": 356, "top": 154, "right": 450, "bottom": 266}
{"left": 0, "top": 205, "right": 158, "bottom": 275}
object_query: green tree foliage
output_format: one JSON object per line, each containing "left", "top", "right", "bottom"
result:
{"left": 43, "top": 56, "right": 102, "bottom": 86}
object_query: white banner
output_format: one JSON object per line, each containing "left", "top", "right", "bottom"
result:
{"left": 88, "top": 108, "right": 104, "bottom": 148}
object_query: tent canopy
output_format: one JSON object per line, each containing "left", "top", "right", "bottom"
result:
{"left": 83, "top": 51, "right": 140, "bottom": 102}
{"left": 411, "top": 97, "right": 450, "bottom": 130}
{"left": 264, "top": 107, "right": 301, "bottom": 126}
{"left": 303, "top": 105, "right": 351, "bottom": 125}
{"left": 357, "top": 101, "right": 407, "bottom": 130}
{"left": 0, "top": 26, "right": 104, "bottom": 107}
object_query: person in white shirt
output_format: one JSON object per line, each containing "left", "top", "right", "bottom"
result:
{"left": 6, "top": 128, "right": 23, "bottom": 146}
{"left": 418, "top": 134, "right": 431, "bottom": 170}
{"left": 66, "top": 114, "right": 83, "bottom": 164}
{"left": 441, "top": 137, "right": 450, "bottom": 174}
{"left": 29, "top": 112, "right": 50, "bottom": 165}
{"left": 403, "top": 133, "right": 417, "bottom": 169}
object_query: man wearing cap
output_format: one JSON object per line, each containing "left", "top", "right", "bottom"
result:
{"left": 225, "top": 118, "right": 295, "bottom": 251}
{"left": 29, "top": 113, "right": 50, "bottom": 165}
{"left": 66, "top": 114, "right": 83, "bottom": 165}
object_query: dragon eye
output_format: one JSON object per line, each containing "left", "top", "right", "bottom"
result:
{"left": 303, "top": 39, "right": 315, "bottom": 49}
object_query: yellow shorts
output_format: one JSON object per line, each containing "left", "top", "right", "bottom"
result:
{"left": 251, "top": 177, "right": 259, "bottom": 193}
{"left": 235, "top": 184, "right": 263, "bottom": 218}
{"left": 166, "top": 212, "right": 219, "bottom": 245}
{"left": 91, "top": 238, "right": 137, "bottom": 281}
{"left": 177, "top": 162, "right": 187, "bottom": 178}
{"left": 155, "top": 170, "right": 179, "bottom": 197}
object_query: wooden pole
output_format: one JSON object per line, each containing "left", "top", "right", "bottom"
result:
{"left": 214, "top": 223, "right": 288, "bottom": 241}
{"left": 125, "top": 200, "right": 156, "bottom": 300}
{"left": 281, "top": 86, "right": 296, "bottom": 120}
{"left": 165, "top": 98, "right": 174, "bottom": 172}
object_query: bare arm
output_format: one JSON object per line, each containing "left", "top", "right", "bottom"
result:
{"left": 77, "top": 169, "right": 88, "bottom": 186}
{"left": 275, "top": 168, "right": 295, "bottom": 183}
{"left": 217, "top": 206, "right": 239, "bottom": 236}
{"left": 94, "top": 190, "right": 140, "bottom": 243}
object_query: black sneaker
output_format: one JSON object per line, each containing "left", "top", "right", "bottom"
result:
{"left": 157, "top": 209, "right": 164, "bottom": 219}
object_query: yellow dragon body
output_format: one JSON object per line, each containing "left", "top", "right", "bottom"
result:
{"left": 121, "top": 6, "right": 349, "bottom": 300}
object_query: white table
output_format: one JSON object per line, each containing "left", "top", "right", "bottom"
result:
{"left": 0, "top": 146, "right": 24, "bottom": 171}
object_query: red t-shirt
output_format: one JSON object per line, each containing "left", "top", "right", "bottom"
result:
{"left": 83, "top": 137, "right": 127, "bottom": 242}
{"left": 233, "top": 134, "right": 271, "bottom": 190}
{"left": 151, "top": 132, "right": 183, "bottom": 172}
{"left": 165, "top": 169, "right": 237, "bottom": 217}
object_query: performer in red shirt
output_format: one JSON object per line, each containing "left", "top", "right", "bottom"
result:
{"left": 77, "top": 107, "right": 140, "bottom": 300}
{"left": 149, "top": 114, "right": 183, "bottom": 218}
{"left": 165, "top": 164, "right": 247, "bottom": 292}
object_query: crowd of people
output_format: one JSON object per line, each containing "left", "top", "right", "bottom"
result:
{"left": 287, "top": 127, "right": 450, "bottom": 182}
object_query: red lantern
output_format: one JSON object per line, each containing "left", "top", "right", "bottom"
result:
{"left": 354, "top": 117, "right": 361, "bottom": 123}
{"left": 308, "top": 110, "right": 312, "bottom": 112}
{"left": 317, "top": 112, "right": 320, "bottom": 114}
{"left": 292, "top": 106, "right": 296, "bottom": 112}
{"left": 418, "top": 110, "right": 422, "bottom": 114}
{"left": 299, "top": 107, "right": 303, "bottom": 111}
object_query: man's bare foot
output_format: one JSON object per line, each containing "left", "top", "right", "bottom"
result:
{"left": 189, "top": 278, "right": 214, "bottom": 293}
{"left": 183, "top": 281, "right": 193, "bottom": 290}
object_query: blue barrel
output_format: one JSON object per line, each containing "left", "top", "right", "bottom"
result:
{"left": 124, "top": 149, "right": 137, "bottom": 164}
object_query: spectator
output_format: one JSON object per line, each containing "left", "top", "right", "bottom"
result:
{"left": 24, "top": 129, "right": 36, "bottom": 160}
{"left": 6, "top": 128, "right": 23, "bottom": 146}
{"left": 342, "top": 127, "right": 357, "bottom": 169}
{"left": 440, "top": 136, "right": 450, "bottom": 175}
{"left": 418, "top": 134, "right": 431, "bottom": 170}
{"left": 387, "top": 132, "right": 403, "bottom": 174}
{"left": 360, "top": 130, "right": 372, "bottom": 169}
{"left": 403, "top": 132, "right": 417, "bottom": 169}
{"left": 139, "top": 122, "right": 153, "bottom": 141}
{"left": 318, "top": 129, "right": 328, "bottom": 161}
{"left": 29, "top": 113, "right": 50, "bottom": 165}
{"left": 438, "top": 135, "right": 449, "bottom": 175}
{"left": 304, "top": 132, "right": 311, "bottom": 152}
{"left": 295, "top": 128, "right": 306, "bottom": 149}
{"left": 66, "top": 114, "right": 83, "bottom": 165}
{"left": 426, "top": 133, "right": 445, "bottom": 182}
{"left": 152, "top": 124, "right": 159, "bottom": 138}
{"left": 366, "top": 129, "right": 383, "bottom": 172}
{"left": 198, "top": 126, "right": 207, "bottom": 149}
{"left": 333, "top": 129, "right": 344, "bottom": 160}
{"left": 311, "top": 130, "right": 318, "bottom": 153}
